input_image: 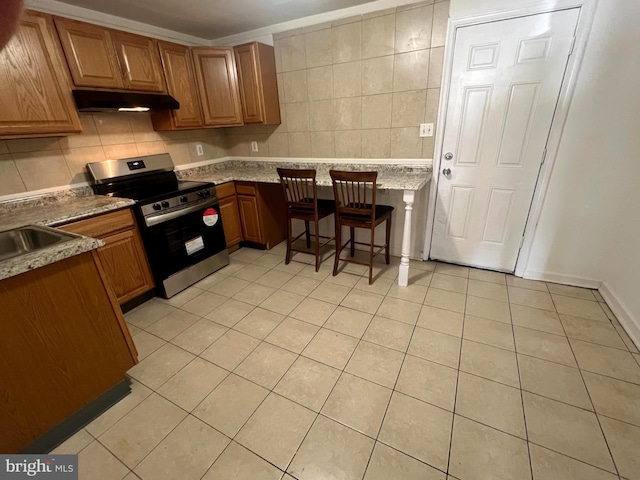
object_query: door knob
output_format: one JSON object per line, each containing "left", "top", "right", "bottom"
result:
{"left": 442, "top": 168, "right": 451, "bottom": 176}
{"left": 444, "top": 152, "right": 453, "bottom": 160}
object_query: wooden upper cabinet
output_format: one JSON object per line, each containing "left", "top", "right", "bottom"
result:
{"left": 0, "top": 11, "right": 81, "bottom": 137}
{"left": 192, "top": 47, "right": 243, "bottom": 127}
{"left": 54, "top": 17, "right": 123, "bottom": 89}
{"left": 234, "top": 42, "right": 281, "bottom": 125}
{"left": 112, "top": 31, "right": 166, "bottom": 92}
{"left": 151, "top": 41, "right": 203, "bottom": 130}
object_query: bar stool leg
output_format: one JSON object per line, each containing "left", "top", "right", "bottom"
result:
{"left": 349, "top": 227, "right": 355, "bottom": 257}
{"left": 285, "top": 216, "right": 293, "bottom": 264}
{"left": 314, "top": 218, "right": 320, "bottom": 272}
{"left": 369, "top": 226, "right": 375, "bottom": 284}
{"left": 333, "top": 221, "right": 341, "bottom": 276}
{"left": 385, "top": 216, "right": 392, "bottom": 264}
{"left": 304, "top": 220, "right": 311, "bottom": 248}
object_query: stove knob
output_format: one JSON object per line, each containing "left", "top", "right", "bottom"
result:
{"left": 152, "top": 203, "right": 161, "bottom": 211}
{"left": 180, "top": 196, "right": 188, "bottom": 203}
{"left": 204, "top": 190, "right": 211, "bottom": 196}
{"left": 161, "top": 201, "right": 170, "bottom": 208}
{"left": 197, "top": 191, "right": 205, "bottom": 198}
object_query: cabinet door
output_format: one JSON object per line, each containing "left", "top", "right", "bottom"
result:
{"left": 54, "top": 17, "right": 123, "bottom": 89}
{"left": 237, "top": 194, "right": 263, "bottom": 244}
{"left": 192, "top": 47, "right": 243, "bottom": 127}
{"left": 112, "top": 31, "right": 166, "bottom": 92}
{"left": 219, "top": 195, "right": 244, "bottom": 247}
{"left": 0, "top": 11, "right": 81, "bottom": 137}
{"left": 234, "top": 43, "right": 264, "bottom": 124}
{"left": 157, "top": 41, "right": 203, "bottom": 128}
{"left": 97, "top": 229, "right": 155, "bottom": 304}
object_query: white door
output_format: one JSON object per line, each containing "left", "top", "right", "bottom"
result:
{"left": 431, "top": 9, "right": 579, "bottom": 271}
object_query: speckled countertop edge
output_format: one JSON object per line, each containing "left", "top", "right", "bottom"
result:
{"left": 0, "top": 188, "right": 135, "bottom": 281}
{"left": 177, "top": 160, "right": 432, "bottom": 191}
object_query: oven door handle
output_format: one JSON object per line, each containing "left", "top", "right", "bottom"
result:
{"left": 143, "top": 197, "right": 219, "bottom": 227}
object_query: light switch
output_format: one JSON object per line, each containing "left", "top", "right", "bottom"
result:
{"left": 251, "top": 141, "right": 259, "bottom": 152}
{"left": 420, "top": 123, "right": 434, "bottom": 137}
{"left": 196, "top": 144, "right": 204, "bottom": 156}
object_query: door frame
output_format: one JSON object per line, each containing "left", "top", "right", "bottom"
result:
{"left": 423, "top": 0, "right": 598, "bottom": 278}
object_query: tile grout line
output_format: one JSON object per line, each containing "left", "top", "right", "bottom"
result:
{"left": 443, "top": 267, "right": 470, "bottom": 477}
{"left": 505, "top": 280, "right": 535, "bottom": 480}
{"left": 549, "top": 293, "right": 622, "bottom": 478}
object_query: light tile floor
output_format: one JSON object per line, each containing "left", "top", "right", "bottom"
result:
{"left": 52, "top": 243, "right": 640, "bottom": 480}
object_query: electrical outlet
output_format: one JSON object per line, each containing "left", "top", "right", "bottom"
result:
{"left": 419, "top": 123, "right": 434, "bottom": 137}
{"left": 251, "top": 141, "right": 259, "bottom": 152}
{"left": 196, "top": 144, "right": 204, "bottom": 156}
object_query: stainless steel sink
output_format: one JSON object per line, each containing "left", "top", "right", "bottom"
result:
{"left": 0, "top": 225, "right": 79, "bottom": 262}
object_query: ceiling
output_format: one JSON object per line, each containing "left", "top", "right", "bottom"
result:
{"left": 54, "top": 0, "right": 378, "bottom": 39}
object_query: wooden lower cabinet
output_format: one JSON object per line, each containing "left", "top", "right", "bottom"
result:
{"left": 237, "top": 194, "right": 263, "bottom": 244}
{"left": 59, "top": 208, "right": 154, "bottom": 304}
{"left": 219, "top": 195, "right": 243, "bottom": 247}
{"left": 0, "top": 251, "right": 137, "bottom": 452}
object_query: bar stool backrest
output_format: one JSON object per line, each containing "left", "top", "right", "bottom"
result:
{"left": 277, "top": 168, "right": 319, "bottom": 213}
{"left": 329, "top": 170, "right": 378, "bottom": 222}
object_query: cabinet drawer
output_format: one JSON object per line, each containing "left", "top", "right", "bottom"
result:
{"left": 236, "top": 183, "right": 257, "bottom": 196}
{"left": 216, "top": 182, "right": 236, "bottom": 199}
{"left": 59, "top": 208, "right": 136, "bottom": 238}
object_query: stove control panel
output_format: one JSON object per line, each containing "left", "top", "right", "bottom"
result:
{"left": 140, "top": 187, "right": 218, "bottom": 217}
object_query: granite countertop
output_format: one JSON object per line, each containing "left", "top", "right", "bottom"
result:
{"left": 177, "top": 159, "right": 432, "bottom": 191}
{"left": 0, "top": 188, "right": 135, "bottom": 281}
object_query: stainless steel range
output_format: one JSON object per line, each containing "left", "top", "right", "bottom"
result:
{"left": 87, "top": 153, "right": 229, "bottom": 298}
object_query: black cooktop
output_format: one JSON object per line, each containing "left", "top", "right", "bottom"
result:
{"left": 92, "top": 171, "right": 214, "bottom": 204}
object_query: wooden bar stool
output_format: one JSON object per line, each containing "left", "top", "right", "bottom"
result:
{"left": 277, "top": 168, "right": 336, "bottom": 272}
{"left": 330, "top": 170, "right": 394, "bottom": 284}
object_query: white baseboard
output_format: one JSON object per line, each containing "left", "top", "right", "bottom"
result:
{"left": 599, "top": 281, "right": 640, "bottom": 350}
{"left": 521, "top": 269, "right": 602, "bottom": 289}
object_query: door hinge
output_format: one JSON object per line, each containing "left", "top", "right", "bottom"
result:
{"left": 569, "top": 36, "right": 576, "bottom": 56}
{"left": 541, "top": 148, "right": 547, "bottom": 165}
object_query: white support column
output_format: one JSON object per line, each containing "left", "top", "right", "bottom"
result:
{"left": 398, "top": 189, "right": 415, "bottom": 286}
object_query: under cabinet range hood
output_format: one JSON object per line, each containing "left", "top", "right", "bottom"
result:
{"left": 72, "top": 90, "right": 180, "bottom": 113}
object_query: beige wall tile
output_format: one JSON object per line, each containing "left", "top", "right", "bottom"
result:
{"left": 431, "top": 1, "right": 450, "bottom": 48}
{"left": 227, "top": 135, "right": 253, "bottom": 157}
{"left": 277, "top": 73, "right": 285, "bottom": 100}
{"left": 94, "top": 114, "right": 135, "bottom": 145}
{"left": 279, "top": 35, "right": 307, "bottom": 72}
{"left": 394, "top": 50, "right": 430, "bottom": 92}
{"left": 305, "top": 28, "right": 332, "bottom": 68}
{"left": 13, "top": 150, "right": 72, "bottom": 191}
{"left": 395, "top": 4, "right": 434, "bottom": 53}
{"left": 425, "top": 88, "right": 441, "bottom": 126}
{"left": 362, "top": 14, "right": 395, "bottom": 59}
{"left": 274, "top": 104, "right": 288, "bottom": 133}
{"left": 332, "top": 22, "right": 361, "bottom": 63}
{"left": 288, "top": 133, "right": 311, "bottom": 157}
{"left": 428, "top": 46, "right": 445, "bottom": 89}
{"left": 283, "top": 70, "right": 308, "bottom": 103}
{"left": 59, "top": 115, "right": 101, "bottom": 149}
{"left": 273, "top": 39, "right": 283, "bottom": 73}
{"left": 363, "top": 7, "right": 396, "bottom": 19}
{"left": 392, "top": 90, "right": 427, "bottom": 127}
{"left": 422, "top": 137, "right": 436, "bottom": 159}
{"left": 165, "top": 141, "right": 192, "bottom": 165}
{"left": 310, "top": 131, "right": 335, "bottom": 158}
{"left": 274, "top": 28, "right": 304, "bottom": 41}
{"left": 309, "top": 100, "right": 335, "bottom": 131}
{"left": 0, "top": 141, "right": 8, "bottom": 155}
{"left": 333, "top": 61, "right": 362, "bottom": 98}
{"left": 0, "top": 154, "right": 26, "bottom": 196}
{"left": 304, "top": 22, "right": 333, "bottom": 33}
{"left": 397, "top": 1, "right": 435, "bottom": 12}
{"left": 362, "top": 94, "right": 392, "bottom": 129}
{"left": 362, "top": 129, "right": 391, "bottom": 158}
{"left": 362, "top": 56, "right": 394, "bottom": 95}
{"left": 391, "top": 127, "right": 422, "bottom": 158}
{"left": 334, "top": 97, "right": 362, "bottom": 130}
{"left": 307, "top": 66, "right": 333, "bottom": 101}
{"left": 136, "top": 141, "right": 167, "bottom": 156}
{"left": 6, "top": 137, "right": 61, "bottom": 154}
{"left": 335, "top": 130, "right": 362, "bottom": 158}
{"left": 103, "top": 143, "right": 139, "bottom": 159}
{"left": 332, "top": 15, "right": 362, "bottom": 27}
{"left": 285, "top": 103, "right": 310, "bottom": 132}
{"left": 129, "top": 114, "right": 163, "bottom": 143}
{"left": 268, "top": 133, "right": 290, "bottom": 157}
{"left": 63, "top": 146, "right": 106, "bottom": 184}
{"left": 248, "top": 135, "right": 270, "bottom": 157}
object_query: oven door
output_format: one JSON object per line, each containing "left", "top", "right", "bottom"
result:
{"left": 140, "top": 198, "right": 227, "bottom": 281}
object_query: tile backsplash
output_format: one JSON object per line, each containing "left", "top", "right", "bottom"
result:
{"left": 0, "top": 0, "right": 448, "bottom": 198}
{"left": 0, "top": 114, "right": 227, "bottom": 197}
{"left": 226, "top": 0, "right": 449, "bottom": 159}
